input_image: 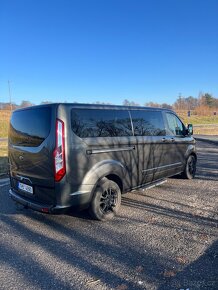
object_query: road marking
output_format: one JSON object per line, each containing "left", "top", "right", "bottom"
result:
{"left": 0, "top": 178, "right": 10, "bottom": 188}
{"left": 0, "top": 178, "right": 9, "bottom": 183}
{"left": 0, "top": 182, "right": 10, "bottom": 188}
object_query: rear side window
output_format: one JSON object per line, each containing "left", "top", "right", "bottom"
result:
{"left": 9, "top": 107, "right": 51, "bottom": 147}
{"left": 130, "top": 110, "right": 166, "bottom": 136}
{"left": 165, "top": 113, "right": 185, "bottom": 136}
{"left": 71, "top": 109, "right": 132, "bottom": 137}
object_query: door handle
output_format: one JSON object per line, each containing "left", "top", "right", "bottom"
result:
{"left": 162, "top": 138, "right": 167, "bottom": 142}
{"left": 171, "top": 138, "right": 175, "bottom": 142}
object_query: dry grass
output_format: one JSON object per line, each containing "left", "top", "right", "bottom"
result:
{"left": 177, "top": 110, "right": 218, "bottom": 125}
{"left": 176, "top": 111, "right": 218, "bottom": 135}
{"left": 0, "top": 110, "right": 11, "bottom": 138}
{"left": 0, "top": 140, "right": 8, "bottom": 174}
{"left": 0, "top": 140, "right": 7, "bottom": 157}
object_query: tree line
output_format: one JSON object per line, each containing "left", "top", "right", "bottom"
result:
{"left": 0, "top": 93, "right": 217, "bottom": 114}
{"left": 124, "top": 93, "right": 218, "bottom": 111}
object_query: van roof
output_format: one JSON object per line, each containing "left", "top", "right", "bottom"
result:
{"left": 13, "top": 102, "right": 174, "bottom": 113}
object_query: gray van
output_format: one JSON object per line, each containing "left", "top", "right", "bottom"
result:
{"left": 8, "top": 103, "right": 196, "bottom": 220}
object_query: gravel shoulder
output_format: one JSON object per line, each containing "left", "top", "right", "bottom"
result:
{"left": 0, "top": 140, "right": 217, "bottom": 290}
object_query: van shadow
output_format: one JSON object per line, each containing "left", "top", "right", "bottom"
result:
{"left": 1, "top": 212, "right": 171, "bottom": 290}
{"left": 2, "top": 192, "right": 217, "bottom": 289}
{"left": 122, "top": 196, "right": 218, "bottom": 231}
{"left": 157, "top": 239, "right": 218, "bottom": 290}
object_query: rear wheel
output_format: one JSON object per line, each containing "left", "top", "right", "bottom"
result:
{"left": 181, "top": 155, "right": 196, "bottom": 179}
{"left": 89, "top": 178, "right": 121, "bottom": 221}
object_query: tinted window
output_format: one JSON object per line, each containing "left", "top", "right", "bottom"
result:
{"left": 71, "top": 109, "right": 132, "bottom": 137}
{"left": 131, "top": 110, "right": 165, "bottom": 136}
{"left": 9, "top": 107, "right": 51, "bottom": 147}
{"left": 166, "top": 113, "right": 185, "bottom": 136}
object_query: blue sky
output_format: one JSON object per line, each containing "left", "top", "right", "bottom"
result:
{"left": 0, "top": 0, "right": 218, "bottom": 105}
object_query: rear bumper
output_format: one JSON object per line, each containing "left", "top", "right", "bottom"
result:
{"left": 9, "top": 189, "right": 69, "bottom": 214}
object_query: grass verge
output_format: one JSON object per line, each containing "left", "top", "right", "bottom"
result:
{"left": 177, "top": 112, "right": 218, "bottom": 125}
{"left": 0, "top": 140, "right": 8, "bottom": 175}
{"left": 0, "top": 110, "right": 11, "bottom": 138}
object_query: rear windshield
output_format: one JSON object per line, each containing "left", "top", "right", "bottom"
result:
{"left": 9, "top": 107, "right": 51, "bottom": 147}
{"left": 71, "top": 109, "right": 132, "bottom": 137}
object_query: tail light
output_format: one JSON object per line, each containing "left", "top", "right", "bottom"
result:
{"left": 53, "top": 119, "right": 66, "bottom": 182}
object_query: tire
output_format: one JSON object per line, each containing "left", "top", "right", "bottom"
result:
{"left": 181, "top": 155, "right": 196, "bottom": 179}
{"left": 89, "top": 178, "right": 121, "bottom": 221}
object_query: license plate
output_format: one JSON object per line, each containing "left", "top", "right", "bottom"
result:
{"left": 18, "top": 182, "right": 33, "bottom": 194}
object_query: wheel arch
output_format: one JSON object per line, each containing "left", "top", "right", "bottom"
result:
{"left": 190, "top": 151, "right": 197, "bottom": 161}
{"left": 105, "top": 174, "right": 123, "bottom": 193}
{"left": 79, "top": 159, "right": 126, "bottom": 202}
{"left": 185, "top": 144, "right": 197, "bottom": 161}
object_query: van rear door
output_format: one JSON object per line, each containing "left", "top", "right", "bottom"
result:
{"left": 8, "top": 105, "right": 56, "bottom": 204}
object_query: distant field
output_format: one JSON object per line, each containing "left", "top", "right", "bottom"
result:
{"left": 177, "top": 112, "right": 218, "bottom": 125}
{"left": 177, "top": 111, "right": 218, "bottom": 135}
{"left": 0, "top": 110, "right": 10, "bottom": 174}
{"left": 0, "top": 110, "right": 11, "bottom": 138}
{"left": 0, "top": 140, "right": 7, "bottom": 155}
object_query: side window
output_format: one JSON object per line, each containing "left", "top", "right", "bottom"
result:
{"left": 130, "top": 110, "right": 166, "bottom": 136}
{"left": 165, "top": 113, "right": 185, "bottom": 136}
{"left": 71, "top": 109, "right": 132, "bottom": 137}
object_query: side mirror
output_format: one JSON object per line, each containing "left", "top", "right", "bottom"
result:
{"left": 187, "top": 124, "right": 193, "bottom": 135}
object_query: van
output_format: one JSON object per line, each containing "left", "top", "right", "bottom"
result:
{"left": 8, "top": 103, "right": 196, "bottom": 220}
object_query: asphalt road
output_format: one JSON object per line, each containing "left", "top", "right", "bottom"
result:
{"left": 194, "top": 135, "right": 218, "bottom": 144}
{"left": 0, "top": 140, "right": 217, "bottom": 290}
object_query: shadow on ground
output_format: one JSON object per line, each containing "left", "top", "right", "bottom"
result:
{"left": 157, "top": 239, "right": 218, "bottom": 290}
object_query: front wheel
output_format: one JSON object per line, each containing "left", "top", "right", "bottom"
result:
{"left": 181, "top": 155, "right": 196, "bottom": 179}
{"left": 89, "top": 178, "right": 121, "bottom": 221}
